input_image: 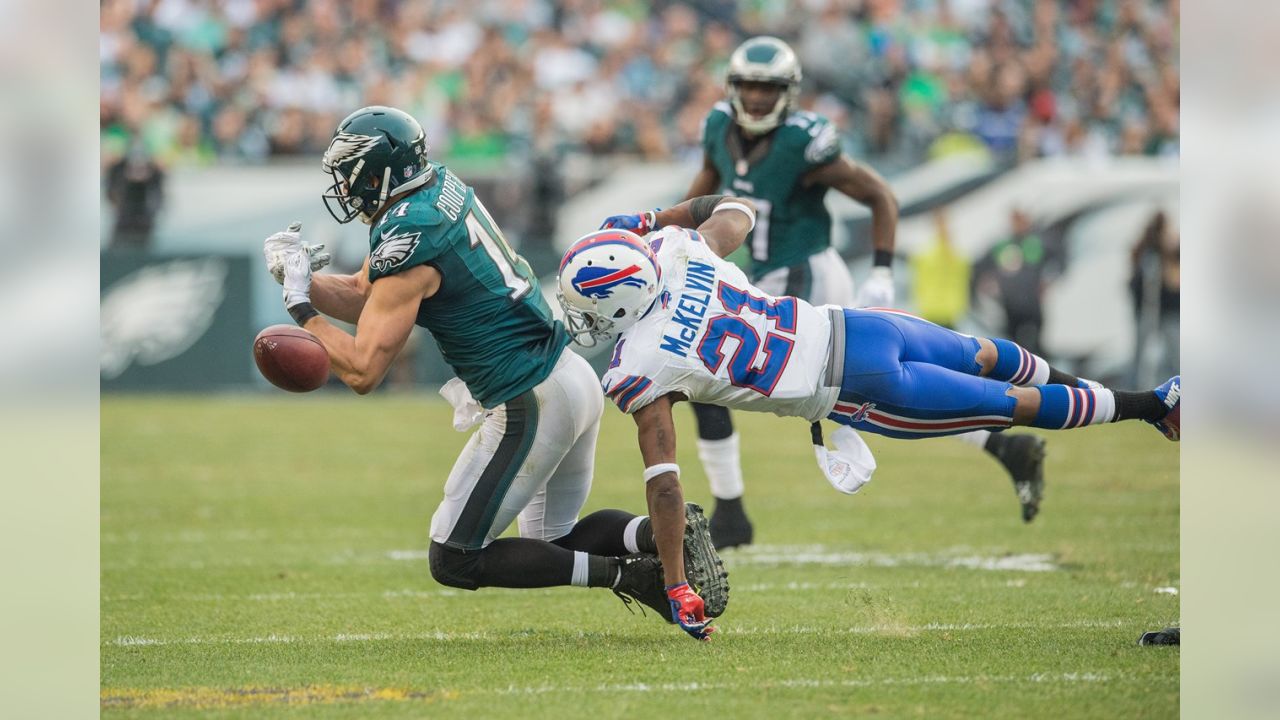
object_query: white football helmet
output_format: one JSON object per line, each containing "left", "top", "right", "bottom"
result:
{"left": 726, "top": 36, "right": 802, "bottom": 135}
{"left": 557, "top": 229, "right": 663, "bottom": 347}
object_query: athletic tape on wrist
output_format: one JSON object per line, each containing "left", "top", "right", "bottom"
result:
{"left": 288, "top": 301, "right": 319, "bottom": 326}
{"left": 713, "top": 201, "right": 756, "bottom": 231}
{"left": 642, "top": 463, "right": 680, "bottom": 483}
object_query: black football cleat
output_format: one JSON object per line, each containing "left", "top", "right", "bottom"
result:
{"left": 992, "top": 434, "right": 1048, "bottom": 523}
{"left": 683, "top": 502, "right": 729, "bottom": 617}
{"left": 709, "top": 496, "right": 754, "bottom": 549}
{"left": 1138, "top": 627, "right": 1180, "bottom": 646}
{"left": 612, "top": 553, "right": 672, "bottom": 622}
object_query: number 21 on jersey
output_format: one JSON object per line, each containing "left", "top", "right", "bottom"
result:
{"left": 697, "top": 282, "right": 797, "bottom": 396}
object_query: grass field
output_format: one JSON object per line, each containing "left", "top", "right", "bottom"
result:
{"left": 101, "top": 393, "right": 1178, "bottom": 718}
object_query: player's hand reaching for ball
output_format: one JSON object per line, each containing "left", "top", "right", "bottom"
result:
{"left": 264, "top": 221, "right": 331, "bottom": 284}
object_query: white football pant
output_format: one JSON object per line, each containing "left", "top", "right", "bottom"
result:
{"left": 429, "top": 348, "right": 603, "bottom": 550}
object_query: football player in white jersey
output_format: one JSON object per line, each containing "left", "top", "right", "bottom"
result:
{"left": 557, "top": 195, "right": 1180, "bottom": 589}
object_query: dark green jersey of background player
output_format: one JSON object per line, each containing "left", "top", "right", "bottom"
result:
{"left": 366, "top": 161, "right": 569, "bottom": 407}
{"left": 701, "top": 100, "right": 842, "bottom": 278}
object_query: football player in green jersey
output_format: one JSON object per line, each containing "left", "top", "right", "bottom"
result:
{"left": 679, "top": 38, "right": 1048, "bottom": 546}
{"left": 261, "top": 106, "right": 725, "bottom": 641}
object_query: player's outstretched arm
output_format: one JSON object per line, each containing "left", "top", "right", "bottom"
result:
{"left": 634, "top": 392, "right": 717, "bottom": 641}
{"left": 805, "top": 156, "right": 899, "bottom": 261}
{"left": 651, "top": 195, "right": 757, "bottom": 259}
{"left": 317, "top": 264, "right": 438, "bottom": 394}
{"left": 286, "top": 256, "right": 440, "bottom": 394}
{"left": 633, "top": 393, "right": 687, "bottom": 587}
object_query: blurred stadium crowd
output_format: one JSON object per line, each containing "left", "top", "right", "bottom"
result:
{"left": 100, "top": 0, "right": 1179, "bottom": 173}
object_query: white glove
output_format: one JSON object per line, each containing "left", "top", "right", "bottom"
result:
{"left": 264, "top": 221, "right": 331, "bottom": 284}
{"left": 281, "top": 249, "right": 313, "bottom": 309}
{"left": 855, "top": 266, "right": 895, "bottom": 308}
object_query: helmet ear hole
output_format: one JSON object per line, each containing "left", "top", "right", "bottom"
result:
{"left": 613, "top": 309, "right": 627, "bottom": 319}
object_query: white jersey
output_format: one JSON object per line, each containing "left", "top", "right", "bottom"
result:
{"left": 601, "top": 227, "right": 841, "bottom": 422}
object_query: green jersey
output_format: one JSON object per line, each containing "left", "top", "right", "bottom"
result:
{"left": 368, "top": 162, "right": 569, "bottom": 408}
{"left": 701, "top": 102, "right": 842, "bottom": 278}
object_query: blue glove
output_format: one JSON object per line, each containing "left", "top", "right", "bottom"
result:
{"left": 666, "top": 582, "right": 714, "bottom": 641}
{"left": 599, "top": 210, "right": 658, "bottom": 235}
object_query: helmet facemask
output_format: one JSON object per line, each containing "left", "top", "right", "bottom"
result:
{"left": 728, "top": 79, "right": 797, "bottom": 135}
{"left": 556, "top": 290, "right": 622, "bottom": 348}
{"left": 323, "top": 159, "right": 392, "bottom": 225}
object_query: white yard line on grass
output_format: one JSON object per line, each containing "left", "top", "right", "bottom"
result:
{"left": 494, "top": 671, "right": 1136, "bottom": 696}
{"left": 105, "top": 618, "right": 1143, "bottom": 648}
{"left": 724, "top": 545, "right": 1061, "bottom": 572}
{"left": 386, "top": 545, "right": 1062, "bottom": 571}
{"left": 104, "top": 576, "right": 1072, "bottom": 604}
{"left": 110, "top": 630, "right": 490, "bottom": 647}
{"left": 105, "top": 544, "right": 1064, "bottom": 572}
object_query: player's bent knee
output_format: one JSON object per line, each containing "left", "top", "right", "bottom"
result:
{"left": 1006, "top": 386, "right": 1040, "bottom": 425}
{"left": 428, "top": 540, "right": 483, "bottom": 591}
{"left": 974, "top": 338, "right": 998, "bottom": 376}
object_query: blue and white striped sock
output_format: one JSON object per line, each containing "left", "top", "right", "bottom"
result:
{"left": 1032, "top": 385, "right": 1117, "bottom": 430}
{"left": 990, "top": 339, "right": 1050, "bottom": 386}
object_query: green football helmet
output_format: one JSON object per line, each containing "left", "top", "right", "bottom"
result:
{"left": 726, "top": 36, "right": 802, "bottom": 135}
{"left": 322, "top": 106, "right": 433, "bottom": 225}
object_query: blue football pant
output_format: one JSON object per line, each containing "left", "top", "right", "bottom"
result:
{"left": 828, "top": 309, "right": 1018, "bottom": 439}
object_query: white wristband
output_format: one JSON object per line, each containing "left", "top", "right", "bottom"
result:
{"left": 713, "top": 201, "right": 756, "bottom": 231}
{"left": 643, "top": 463, "right": 680, "bottom": 483}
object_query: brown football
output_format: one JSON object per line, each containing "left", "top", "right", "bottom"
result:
{"left": 253, "top": 325, "right": 330, "bottom": 392}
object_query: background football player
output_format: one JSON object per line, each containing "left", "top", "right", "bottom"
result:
{"left": 603, "top": 37, "right": 1050, "bottom": 548}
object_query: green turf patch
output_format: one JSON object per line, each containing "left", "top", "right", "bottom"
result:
{"left": 102, "top": 393, "right": 1178, "bottom": 718}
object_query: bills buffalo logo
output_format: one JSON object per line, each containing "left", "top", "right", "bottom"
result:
{"left": 846, "top": 401, "right": 876, "bottom": 422}
{"left": 572, "top": 265, "right": 646, "bottom": 299}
